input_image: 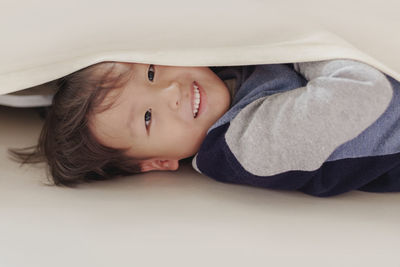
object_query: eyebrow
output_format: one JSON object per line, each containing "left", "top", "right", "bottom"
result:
{"left": 127, "top": 104, "right": 142, "bottom": 138}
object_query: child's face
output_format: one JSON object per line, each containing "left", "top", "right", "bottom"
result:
{"left": 89, "top": 63, "right": 231, "bottom": 172}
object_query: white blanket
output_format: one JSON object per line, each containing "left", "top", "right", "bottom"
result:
{"left": 1, "top": 0, "right": 400, "bottom": 95}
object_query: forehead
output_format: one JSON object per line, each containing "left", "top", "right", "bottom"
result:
{"left": 94, "top": 62, "right": 136, "bottom": 111}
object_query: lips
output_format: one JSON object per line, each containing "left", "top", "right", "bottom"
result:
{"left": 193, "top": 81, "right": 206, "bottom": 119}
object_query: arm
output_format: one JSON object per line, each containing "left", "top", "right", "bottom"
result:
{"left": 196, "top": 59, "right": 393, "bottom": 196}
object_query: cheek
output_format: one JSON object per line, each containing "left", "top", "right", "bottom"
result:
{"left": 170, "top": 125, "right": 205, "bottom": 151}
{"left": 185, "top": 126, "right": 207, "bottom": 152}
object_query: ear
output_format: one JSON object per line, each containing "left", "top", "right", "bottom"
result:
{"left": 139, "top": 159, "right": 180, "bottom": 172}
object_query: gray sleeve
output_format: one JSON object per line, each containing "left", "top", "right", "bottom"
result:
{"left": 225, "top": 59, "right": 393, "bottom": 177}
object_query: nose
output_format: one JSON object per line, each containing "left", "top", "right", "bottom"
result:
{"left": 163, "top": 81, "right": 182, "bottom": 111}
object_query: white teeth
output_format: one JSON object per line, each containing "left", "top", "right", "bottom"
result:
{"left": 193, "top": 84, "right": 201, "bottom": 117}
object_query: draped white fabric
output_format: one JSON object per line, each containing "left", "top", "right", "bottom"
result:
{"left": 1, "top": 0, "right": 400, "bottom": 95}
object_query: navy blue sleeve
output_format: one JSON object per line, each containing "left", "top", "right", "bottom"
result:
{"left": 195, "top": 123, "right": 400, "bottom": 197}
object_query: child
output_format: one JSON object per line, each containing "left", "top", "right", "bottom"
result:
{"left": 10, "top": 59, "right": 400, "bottom": 197}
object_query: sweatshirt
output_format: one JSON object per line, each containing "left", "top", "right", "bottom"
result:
{"left": 192, "top": 59, "right": 400, "bottom": 197}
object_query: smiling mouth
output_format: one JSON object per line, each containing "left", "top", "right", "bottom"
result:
{"left": 192, "top": 82, "right": 201, "bottom": 118}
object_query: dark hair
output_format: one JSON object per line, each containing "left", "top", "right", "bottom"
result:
{"left": 8, "top": 61, "right": 144, "bottom": 186}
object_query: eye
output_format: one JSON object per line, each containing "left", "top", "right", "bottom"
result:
{"left": 148, "top": 64, "right": 155, "bottom": 82}
{"left": 144, "top": 108, "right": 152, "bottom": 131}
